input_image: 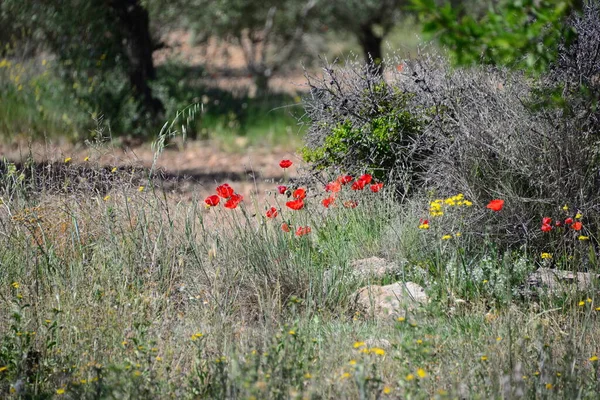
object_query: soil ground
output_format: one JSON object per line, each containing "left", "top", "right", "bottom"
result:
{"left": 0, "top": 139, "right": 304, "bottom": 204}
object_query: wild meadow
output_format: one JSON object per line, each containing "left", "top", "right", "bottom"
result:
{"left": 3, "top": 2, "right": 600, "bottom": 399}
{"left": 3, "top": 137, "right": 600, "bottom": 399}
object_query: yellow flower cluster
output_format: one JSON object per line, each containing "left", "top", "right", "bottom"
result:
{"left": 429, "top": 194, "right": 472, "bottom": 217}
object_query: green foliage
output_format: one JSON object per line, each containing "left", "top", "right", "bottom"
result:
{"left": 303, "top": 98, "right": 423, "bottom": 182}
{"left": 0, "top": 0, "right": 165, "bottom": 138}
{"left": 303, "top": 66, "right": 427, "bottom": 188}
{"left": 412, "top": 0, "right": 579, "bottom": 73}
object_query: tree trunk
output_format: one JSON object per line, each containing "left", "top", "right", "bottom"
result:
{"left": 358, "top": 24, "right": 383, "bottom": 68}
{"left": 254, "top": 72, "right": 270, "bottom": 97}
{"left": 109, "top": 0, "right": 164, "bottom": 119}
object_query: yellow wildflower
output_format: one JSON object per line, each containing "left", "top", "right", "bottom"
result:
{"left": 11, "top": 282, "right": 19, "bottom": 289}
{"left": 353, "top": 341, "right": 366, "bottom": 349}
{"left": 138, "top": 186, "right": 145, "bottom": 192}
{"left": 562, "top": 204, "right": 569, "bottom": 211}
{"left": 288, "top": 330, "right": 295, "bottom": 336}
{"left": 441, "top": 234, "right": 452, "bottom": 240}
{"left": 463, "top": 200, "right": 473, "bottom": 207}
{"left": 541, "top": 253, "right": 552, "bottom": 259}
{"left": 156, "top": 356, "right": 162, "bottom": 361}
{"left": 191, "top": 332, "right": 203, "bottom": 341}
{"left": 111, "top": 167, "right": 117, "bottom": 173}
{"left": 341, "top": 372, "right": 351, "bottom": 379}
{"left": 369, "top": 347, "right": 385, "bottom": 356}
{"left": 383, "top": 386, "right": 392, "bottom": 394}
{"left": 416, "top": 368, "right": 427, "bottom": 378}
{"left": 579, "top": 235, "right": 590, "bottom": 241}
{"left": 397, "top": 317, "right": 405, "bottom": 322}
{"left": 84, "top": 156, "right": 90, "bottom": 162}
{"left": 349, "top": 360, "right": 357, "bottom": 365}
{"left": 480, "top": 355, "right": 488, "bottom": 361}
{"left": 579, "top": 301, "right": 586, "bottom": 306}
{"left": 590, "top": 355, "right": 598, "bottom": 362}
{"left": 575, "top": 212, "right": 583, "bottom": 219}
{"left": 0, "top": 366, "right": 8, "bottom": 372}
{"left": 304, "top": 373, "right": 312, "bottom": 379}
{"left": 444, "top": 198, "right": 456, "bottom": 206}
{"left": 405, "top": 374, "right": 415, "bottom": 381}
{"left": 455, "top": 232, "right": 462, "bottom": 237}
{"left": 545, "top": 383, "right": 553, "bottom": 390}
{"left": 418, "top": 223, "right": 429, "bottom": 230}
{"left": 64, "top": 157, "right": 72, "bottom": 163}
{"left": 56, "top": 388, "right": 66, "bottom": 395}
{"left": 103, "top": 195, "right": 110, "bottom": 202}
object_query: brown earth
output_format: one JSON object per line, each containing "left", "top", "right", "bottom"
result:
{"left": 0, "top": 139, "right": 305, "bottom": 204}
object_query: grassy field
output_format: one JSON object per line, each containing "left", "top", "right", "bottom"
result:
{"left": 0, "top": 56, "right": 305, "bottom": 151}
{"left": 1, "top": 144, "right": 600, "bottom": 399}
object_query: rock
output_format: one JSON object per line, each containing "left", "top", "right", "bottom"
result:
{"left": 350, "top": 257, "right": 400, "bottom": 279}
{"left": 526, "top": 267, "right": 599, "bottom": 293}
{"left": 353, "top": 281, "right": 428, "bottom": 320}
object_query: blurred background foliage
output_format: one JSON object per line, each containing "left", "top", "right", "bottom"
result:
{"left": 0, "top": 0, "right": 586, "bottom": 144}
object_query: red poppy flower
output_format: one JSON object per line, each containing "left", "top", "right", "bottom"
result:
{"left": 279, "top": 159, "right": 293, "bottom": 169}
{"left": 565, "top": 217, "right": 574, "bottom": 225}
{"left": 572, "top": 221, "right": 583, "bottom": 231}
{"left": 224, "top": 193, "right": 243, "bottom": 209}
{"left": 486, "top": 199, "right": 504, "bottom": 212}
{"left": 370, "top": 183, "right": 384, "bottom": 193}
{"left": 277, "top": 185, "right": 287, "bottom": 194}
{"left": 204, "top": 195, "right": 220, "bottom": 207}
{"left": 325, "top": 181, "right": 342, "bottom": 193}
{"left": 555, "top": 221, "right": 563, "bottom": 227}
{"left": 358, "top": 174, "right": 372, "bottom": 184}
{"left": 322, "top": 196, "right": 335, "bottom": 208}
{"left": 281, "top": 223, "right": 291, "bottom": 232}
{"left": 396, "top": 64, "right": 404, "bottom": 72}
{"left": 343, "top": 200, "right": 358, "bottom": 208}
{"left": 542, "top": 217, "right": 552, "bottom": 225}
{"left": 295, "top": 226, "right": 311, "bottom": 236}
{"left": 293, "top": 188, "right": 306, "bottom": 199}
{"left": 419, "top": 218, "right": 429, "bottom": 225}
{"left": 216, "top": 183, "right": 234, "bottom": 198}
{"left": 351, "top": 179, "right": 367, "bottom": 191}
{"left": 266, "top": 207, "right": 278, "bottom": 218}
{"left": 337, "top": 175, "right": 353, "bottom": 185}
{"left": 541, "top": 224, "right": 552, "bottom": 232}
{"left": 286, "top": 198, "right": 304, "bottom": 210}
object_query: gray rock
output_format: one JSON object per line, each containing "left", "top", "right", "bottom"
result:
{"left": 526, "top": 267, "right": 599, "bottom": 293}
{"left": 353, "top": 281, "right": 428, "bottom": 320}
{"left": 349, "top": 256, "right": 401, "bottom": 279}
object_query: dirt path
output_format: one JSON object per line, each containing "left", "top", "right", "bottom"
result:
{"left": 0, "top": 140, "right": 305, "bottom": 203}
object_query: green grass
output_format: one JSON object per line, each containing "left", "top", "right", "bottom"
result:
{"left": 1, "top": 152, "right": 600, "bottom": 398}
{"left": 0, "top": 57, "right": 305, "bottom": 150}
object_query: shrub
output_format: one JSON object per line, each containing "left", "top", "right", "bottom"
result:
{"left": 302, "top": 60, "right": 430, "bottom": 193}
{"left": 302, "top": 9, "right": 600, "bottom": 254}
